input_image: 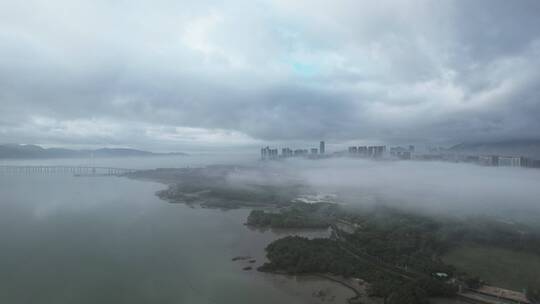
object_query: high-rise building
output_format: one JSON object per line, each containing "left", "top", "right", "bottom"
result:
{"left": 270, "top": 148, "right": 278, "bottom": 159}
{"left": 294, "top": 149, "right": 308, "bottom": 156}
{"left": 367, "top": 145, "right": 386, "bottom": 158}
{"left": 320, "top": 141, "right": 325, "bottom": 154}
{"left": 261, "top": 146, "right": 271, "bottom": 160}
{"left": 358, "top": 146, "right": 367, "bottom": 156}
{"left": 367, "top": 146, "right": 374, "bottom": 157}
{"left": 261, "top": 146, "right": 279, "bottom": 160}
{"left": 479, "top": 155, "right": 498, "bottom": 166}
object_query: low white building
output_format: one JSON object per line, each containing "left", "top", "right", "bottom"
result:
{"left": 498, "top": 156, "right": 524, "bottom": 167}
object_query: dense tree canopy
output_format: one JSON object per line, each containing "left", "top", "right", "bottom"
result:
{"left": 246, "top": 202, "right": 339, "bottom": 228}
{"left": 528, "top": 279, "right": 540, "bottom": 303}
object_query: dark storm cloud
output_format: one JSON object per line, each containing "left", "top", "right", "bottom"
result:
{"left": 0, "top": 0, "right": 539, "bottom": 149}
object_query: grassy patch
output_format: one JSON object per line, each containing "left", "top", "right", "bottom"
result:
{"left": 443, "top": 245, "right": 540, "bottom": 290}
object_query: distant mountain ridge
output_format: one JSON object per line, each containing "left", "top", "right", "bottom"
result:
{"left": 449, "top": 140, "right": 540, "bottom": 159}
{"left": 0, "top": 144, "right": 187, "bottom": 159}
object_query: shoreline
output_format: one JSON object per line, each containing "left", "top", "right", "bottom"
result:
{"left": 128, "top": 172, "right": 365, "bottom": 304}
{"left": 123, "top": 167, "right": 491, "bottom": 304}
{"left": 258, "top": 270, "right": 374, "bottom": 304}
{"left": 315, "top": 274, "right": 362, "bottom": 304}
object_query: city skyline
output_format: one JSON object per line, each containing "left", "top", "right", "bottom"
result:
{"left": 260, "top": 140, "right": 540, "bottom": 168}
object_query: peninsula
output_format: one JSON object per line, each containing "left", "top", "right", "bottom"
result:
{"left": 128, "top": 165, "right": 540, "bottom": 304}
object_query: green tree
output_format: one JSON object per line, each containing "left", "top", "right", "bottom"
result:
{"left": 464, "top": 276, "right": 482, "bottom": 289}
{"left": 527, "top": 279, "right": 540, "bottom": 304}
{"left": 387, "top": 283, "right": 429, "bottom": 304}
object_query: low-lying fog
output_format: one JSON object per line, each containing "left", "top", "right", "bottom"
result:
{"left": 229, "top": 158, "right": 540, "bottom": 225}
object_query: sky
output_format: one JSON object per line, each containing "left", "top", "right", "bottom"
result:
{"left": 1, "top": 0, "right": 540, "bottom": 152}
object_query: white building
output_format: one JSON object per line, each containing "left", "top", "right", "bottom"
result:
{"left": 498, "top": 156, "right": 523, "bottom": 167}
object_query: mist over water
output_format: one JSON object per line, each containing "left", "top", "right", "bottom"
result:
{"left": 3, "top": 154, "right": 540, "bottom": 302}
{"left": 0, "top": 153, "right": 256, "bottom": 169}
{"left": 232, "top": 158, "right": 540, "bottom": 224}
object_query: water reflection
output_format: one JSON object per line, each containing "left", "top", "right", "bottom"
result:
{"left": 0, "top": 163, "right": 350, "bottom": 304}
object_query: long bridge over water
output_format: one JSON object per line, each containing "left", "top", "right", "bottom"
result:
{"left": 0, "top": 165, "right": 137, "bottom": 176}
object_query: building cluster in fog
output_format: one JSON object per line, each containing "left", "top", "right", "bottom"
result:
{"left": 262, "top": 141, "right": 395, "bottom": 161}
{"left": 260, "top": 146, "right": 279, "bottom": 160}
{"left": 410, "top": 150, "right": 540, "bottom": 168}
{"left": 472, "top": 155, "right": 539, "bottom": 168}
{"left": 347, "top": 145, "right": 387, "bottom": 158}
{"left": 260, "top": 141, "right": 540, "bottom": 169}
{"left": 261, "top": 141, "right": 326, "bottom": 160}
{"left": 389, "top": 145, "right": 415, "bottom": 160}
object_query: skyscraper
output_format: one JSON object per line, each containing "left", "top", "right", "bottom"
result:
{"left": 320, "top": 141, "right": 325, "bottom": 154}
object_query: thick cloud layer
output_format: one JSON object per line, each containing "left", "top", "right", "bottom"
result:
{"left": 1, "top": 0, "right": 540, "bottom": 150}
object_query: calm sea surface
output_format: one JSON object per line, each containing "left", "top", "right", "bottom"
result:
{"left": 0, "top": 156, "right": 352, "bottom": 304}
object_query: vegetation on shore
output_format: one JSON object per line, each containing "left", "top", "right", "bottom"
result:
{"left": 259, "top": 236, "right": 456, "bottom": 303}
{"left": 259, "top": 206, "right": 540, "bottom": 303}
{"left": 528, "top": 281, "right": 540, "bottom": 304}
{"left": 134, "top": 166, "right": 540, "bottom": 303}
{"left": 156, "top": 183, "right": 303, "bottom": 208}
{"left": 133, "top": 166, "right": 308, "bottom": 208}
{"left": 246, "top": 202, "right": 337, "bottom": 229}
{"left": 443, "top": 245, "right": 540, "bottom": 291}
